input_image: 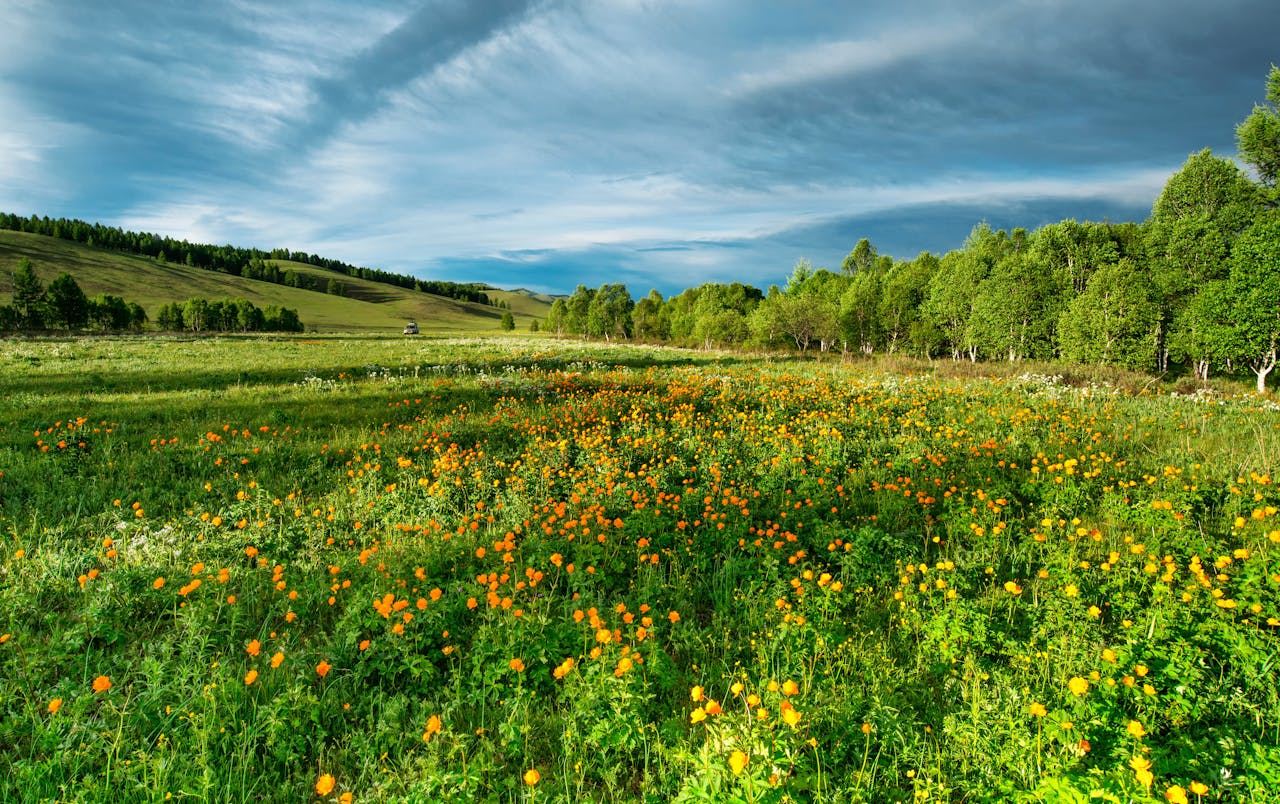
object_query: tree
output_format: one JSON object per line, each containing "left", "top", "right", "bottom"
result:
{"left": 841, "top": 238, "right": 877, "bottom": 275}
{"left": 545, "top": 298, "right": 567, "bottom": 336}
{"left": 878, "top": 253, "right": 938, "bottom": 353}
{"left": 184, "top": 298, "right": 209, "bottom": 333}
{"left": 1147, "top": 150, "right": 1262, "bottom": 371}
{"left": 127, "top": 302, "right": 147, "bottom": 332}
{"left": 156, "top": 302, "right": 184, "bottom": 331}
{"left": 499, "top": 311, "right": 515, "bottom": 331}
{"left": 11, "top": 257, "right": 44, "bottom": 327}
{"left": 564, "top": 286, "right": 595, "bottom": 335}
{"left": 1237, "top": 64, "right": 1280, "bottom": 194}
{"left": 326, "top": 279, "right": 346, "bottom": 297}
{"left": 631, "top": 289, "right": 669, "bottom": 341}
{"left": 1224, "top": 212, "right": 1280, "bottom": 392}
{"left": 89, "top": 293, "right": 131, "bottom": 330}
{"left": 1057, "top": 260, "right": 1159, "bottom": 371}
{"left": 838, "top": 270, "right": 882, "bottom": 355}
{"left": 969, "top": 252, "right": 1060, "bottom": 361}
{"left": 45, "top": 273, "right": 90, "bottom": 330}
{"left": 586, "top": 283, "right": 633, "bottom": 340}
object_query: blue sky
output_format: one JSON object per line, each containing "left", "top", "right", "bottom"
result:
{"left": 2, "top": 0, "right": 1276, "bottom": 295}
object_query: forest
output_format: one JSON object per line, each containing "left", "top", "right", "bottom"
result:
{"left": 545, "top": 68, "right": 1280, "bottom": 390}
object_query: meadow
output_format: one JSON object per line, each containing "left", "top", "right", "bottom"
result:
{"left": 1, "top": 334, "right": 1278, "bottom": 803}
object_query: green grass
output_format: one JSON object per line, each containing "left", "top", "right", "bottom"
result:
{"left": 1, "top": 335, "right": 1278, "bottom": 803}
{"left": 0, "top": 231, "right": 551, "bottom": 333}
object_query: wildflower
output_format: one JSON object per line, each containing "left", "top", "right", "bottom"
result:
{"left": 668, "top": 610, "right": 680, "bottom": 623}
{"left": 316, "top": 660, "right": 332, "bottom": 678}
{"left": 729, "top": 750, "right": 748, "bottom": 775}
{"left": 1166, "top": 786, "right": 1188, "bottom": 804}
{"left": 1004, "top": 581, "right": 1022, "bottom": 595}
{"left": 153, "top": 577, "right": 165, "bottom": 590}
{"left": 1189, "top": 782, "right": 1208, "bottom": 795}
{"left": 246, "top": 639, "right": 261, "bottom": 657}
{"left": 48, "top": 698, "right": 63, "bottom": 714}
{"left": 92, "top": 675, "right": 111, "bottom": 693}
{"left": 690, "top": 707, "right": 707, "bottom": 723}
{"left": 781, "top": 704, "right": 801, "bottom": 727}
{"left": 244, "top": 669, "right": 258, "bottom": 685}
{"left": 270, "top": 652, "right": 284, "bottom": 668}
{"left": 509, "top": 658, "right": 525, "bottom": 673}
{"left": 1130, "top": 755, "right": 1153, "bottom": 788}
{"left": 1029, "top": 702, "right": 1046, "bottom": 717}
{"left": 782, "top": 679, "right": 799, "bottom": 696}
{"left": 1127, "top": 720, "right": 1146, "bottom": 739}
{"left": 423, "top": 714, "right": 442, "bottom": 741}
{"left": 316, "top": 773, "right": 336, "bottom": 796}
{"left": 523, "top": 769, "right": 540, "bottom": 786}
{"left": 1068, "top": 677, "right": 1089, "bottom": 696}
{"left": 691, "top": 685, "right": 704, "bottom": 702}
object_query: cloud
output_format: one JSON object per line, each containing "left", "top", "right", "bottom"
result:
{"left": 7, "top": 0, "right": 1278, "bottom": 298}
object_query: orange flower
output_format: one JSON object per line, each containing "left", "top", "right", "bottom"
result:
{"left": 270, "top": 651, "right": 284, "bottom": 668}
{"left": 781, "top": 679, "right": 799, "bottom": 696}
{"left": 92, "top": 675, "right": 111, "bottom": 693}
{"left": 48, "top": 698, "right": 63, "bottom": 714}
{"left": 422, "top": 714, "right": 442, "bottom": 741}
{"left": 244, "top": 669, "right": 259, "bottom": 685}
{"left": 509, "top": 658, "right": 526, "bottom": 673}
{"left": 246, "top": 639, "right": 261, "bottom": 657}
{"left": 523, "top": 768, "right": 540, "bottom": 786}
{"left": 338, "top": 794, "right": 352, "bottom": 804}
{"left": 315, "top": 773, "right": 336, "bottom": 796}
{"left": 316, "top": 660, "right": 332, "bottom": 678}
{"left": 153, "top": 577, "right": 165, "bottom": 590}
{"left": 668, "top": 610, "right": 680, "bottom": 623}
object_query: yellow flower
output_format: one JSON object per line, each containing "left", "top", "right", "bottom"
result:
{"left": 1165, "top": 785, "right": 1188, "bottom": 804}
{"left": 781, "top": 703, "right": 801, "bottom": 727}
{"left": 1029, "top": 702, "right": 1046, "bottom": 717}
{"left": 523, "top": 768, "right": 540, "bottom": 786}
{"left": 1068, "top": 676, "right": 1089, "bottom": 696}
{"left": 315, "top": 773, "right": 336, "bottom": 796}
{"left": 1127, "top": 720, "right": 1146, "bottom": 739}
{"left": 1189, "top": 782, "right": 1208, "bottom": 795}
{"left": 690, "top": 685, "right": 704, "bottom": 702}
{"left": 781, "top": 679, "right": 799, "bottom": 696}
{"left": 729, "top": 750, "right": 748, "bottom": 775}
{"left": 690, "top": 707, "right": 707, "bottom": 724}
{"left": 1130, "top": 755, "right": 1153, "bottom": 788}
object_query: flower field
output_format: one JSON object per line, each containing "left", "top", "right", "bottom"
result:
{"left": 2, "top": 335, "right": 1279, "bottom": 803}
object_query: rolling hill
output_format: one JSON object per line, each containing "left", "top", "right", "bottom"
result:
{"left": 0, "top": 230, "right": 550, "bottom": 333}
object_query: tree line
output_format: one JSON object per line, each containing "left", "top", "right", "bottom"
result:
{"left": 540, "top": 66, "right": 1280, "bottom": 391}
{"left": 154, "top": 298, "right": 303, "bottom": 334}
{"left": 0, "top": 259, "right": 147, "bottom": 332}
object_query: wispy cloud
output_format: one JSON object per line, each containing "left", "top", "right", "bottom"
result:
{"left": 4, "top": 0, "right": 1276, "bottom": 296}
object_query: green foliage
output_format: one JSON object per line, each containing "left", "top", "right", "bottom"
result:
{"left": 1057, "top": 260, "right": 1159, "bottom": 371}
{"left": 500, "top": 311, "right": 515, "bottom": 331}
{"left": 1236, "top": 64, "right": 1280, "bottom": 192}
{"left": 44, "top": 273, "right": 90, "bottom": 330}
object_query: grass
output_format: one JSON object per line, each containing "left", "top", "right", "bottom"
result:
{"left": 1, "top": 334, "right": 1278, "bottom": 803}
{"left": 0, "top": 231, "right": 551, "bottom": 333}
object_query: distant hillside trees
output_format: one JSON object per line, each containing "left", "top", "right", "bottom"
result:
{"left": 0, "top": 212, "right": 494, "bottom": 305}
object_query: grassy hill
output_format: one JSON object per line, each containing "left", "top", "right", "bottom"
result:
{"left": 0, "top": 230, "right": 551, "bottom": 333}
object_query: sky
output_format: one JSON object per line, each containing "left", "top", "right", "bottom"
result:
{"left": 1, "top": 0, "right": 1276, "bottom": 296}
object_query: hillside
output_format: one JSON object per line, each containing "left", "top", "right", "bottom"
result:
{"left": 0, "top": 230, "right": 551, "bottom": 333}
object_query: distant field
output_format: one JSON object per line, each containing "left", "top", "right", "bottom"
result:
{"left": 0, "top": 231, "right": 551, "bottom": 332}
{"left": 2, "top": 335, "right": 1278, "bottom": 802}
